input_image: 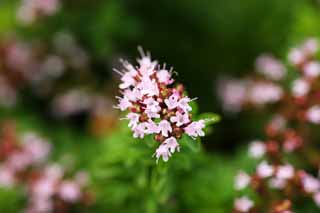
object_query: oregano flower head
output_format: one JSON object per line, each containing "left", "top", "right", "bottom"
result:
{"left": 115, "top": 48, "right": 209, "bottom": 162}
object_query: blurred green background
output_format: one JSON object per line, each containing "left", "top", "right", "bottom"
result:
{"left": 1, "top": 0, "right": 320, "bottom": 212}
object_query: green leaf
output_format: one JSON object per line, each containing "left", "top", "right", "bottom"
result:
{"left": 198, "top": 113, "right": 221, "bottom": 125}
{"left": 180, "top": 134, "right": 201, "bottom": 153}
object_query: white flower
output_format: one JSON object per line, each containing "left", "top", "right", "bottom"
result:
{"left": 234, "top": 171, "right": 250, "bottom": 190}
{"left": 170, "top": 111, "right": 190, "bottom": 127}
{"left": 234, "top": 196, "right": 254, "bottom": 212}
{"left": 256, "top": 161, "right": 274, "bottom": 178}
{"left": 248, "top": 140, "right": 266, "bottom": 159}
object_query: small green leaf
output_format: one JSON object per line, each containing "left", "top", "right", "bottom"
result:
{"left": 198, "top": 113, "right": 221, "bottom": 125}
{"left": 180, "top": 134, "right": 201, "bottom": 153}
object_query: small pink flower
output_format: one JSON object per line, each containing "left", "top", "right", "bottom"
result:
{"left": 292, "top": 79, "right": 310, "bottom": 97}
{"left": 116, "top": 97, "right": 132, "bottom": 111}
{"left": 127, "top": 113, "right": 140, "bottom": 128}
{"left": 313, "top": 192, "right": 320, "bottom": 207}
{"left": 249, "top": 82, "right": 283, "bottom": 105}
{"left": 306, "top": 105, "right": 320, "bottom": 124}
{"left": 164, "top": 93, "right": 180, "bottom": 110}
{"left": 276, "top": 164, "right": 294, "bottom": 180}
{"left": 170, "top": 111, "right": 190, "bottom": 127}
{"left": 137, "top": 77, "right": 159, "bottom": 97}
{"left": 163, "top": 137, "right": 180, "bottom": 153}
{"left": 158, "top": 120, "right": 172, "bottom": 137}
{"left": 59, "top": 181, "right": 81, "bottom": 203}
{"left": 302, "top": 38, "right": 319, "bottom": 55}
{"left": 255, "top": 54, "right": 286, "bottom": 80}
{"left": 178, "top": 97, "right": 193, "bottom": 112}
{"left": 302, "top": 175, "right": 320, "bottom": 193}
{"left": 256, "top": 161, "right": 274, "bottom": 178}
{"left": 32, "top": 177, "right": 56, "bottom": 198}
{"left": 119, "top": 70, "right": 137, "bottom": 89}
{"left": 184, "top": 120, "right": 205, "bottom": 138}
{"left": 157, "top": 69, "right": 173, "bottom": 84}
{"left": 248, "top": 140, "right": 266, "bottom": 159}
{"left": 155, "top": 143, "right": 171, "bottom": 163}
{"left": 234, "top": 196, "right": 254, "bottom": 212}
{"left": 145, "top": 121, "right": 160, "bottom": 134}
{"left": 0, "top": 166, "right": 16, "bottom": 187}
{"left": 234, "top": 171, "right": 250, "bottom": 190}
{"left": 269, "top": 178, "right": 286, "bottom": 189}
{"left": 22, "top": 133, "right": 51, "bottom": 164}
{"left": 304, "top": 61, "right": 320, "bottom": 78}
{"left": 132, "top": 123, "right": 148, "bottom": 138}
{"left": 288, "top": 48, "right": 305, "bottom": 65}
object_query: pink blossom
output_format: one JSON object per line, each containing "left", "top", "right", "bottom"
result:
{"left": 256, "top": 161, "right": 274, "bottom": 178}
{"left": 170, "top": 111, "right": 190, "bottom": 127}
{"left": 302, "top": 175, "right": 320, "bottom": 193}
{"left": 304, "top": 61, "right": 320, "bottom": 78}
{"left": 269, "top": 178, "right": 286, "bottom": 189}
{"left": 22, "top": 133, "right": 51, "bottom": 163}
{"left": 58, "top": 181, "right": 81, "bottom": 203}
{"left": 234, "top": 196, "right": 254, "bottom": 212}
{"left": 184, "top": 120, "right": 205, "bottom": 138}
{"left": 163, "top": 137, "right": 180, "bottom": 153}
{"left": 292, "top": 79, "right": 310, "bottom": 97}
{"left": 178, "top": 97, "right": 193, "bottom": 112}
{"left": 249, "top": 82, "right": 283, "bottom": 105}
{"left": 116, "top": 96, "right": 132, "bottom": 111}
{"left": 218, "top": 78, "right": 247, "bottom": 112}
{"left": 132, "top": 123, "right": 148, "bottom": 138}
{"left": 248, "top": 140, "right": 266, "bottom": 159}
{"left": 313, "top": 192, "right": 320, "bottom": 207}
{"left": 127, "top": 113, "right": 140, "bottom": 128}
{"left": 255, "top": 54, "right": 286, "bottom": 80}
{"left": 0, "top": 166, "right": 16, "bottom": 187}
{"left": 155, "top": 143, "right": 171, "bottom": 163}
{"left": 302, "top": 38, "right": 319, "bottom": 55}
{"left": 288, "top": 48, "right": 305, "bottom": 66}
{"left": 119, "top": 70, "right": 137, "bottom": 89}
{"left": 145, "top": 121, "right": 160, "bottom": 134}
{"left": 306, "top": 105, "right": 320, "bottom": 124}
{"left": 157, "top": 69, "right": 173, "bottom": 84}
{"left": 137, "top": 77, "right": 159, "bottom": 97}
{"left": 276, "top": 164, "right": 294, "bottom": 180}
{"left": 158, "top": 120, "right": 172, "bottom": 137}
{"left": 235, "top": 171, "right": 250, "bottom": 190}
{"left": 164, "top": 93, "right": 180, "bottom": 110}
{"left": 32, "top": 177, "right": 56, "bottom": 198}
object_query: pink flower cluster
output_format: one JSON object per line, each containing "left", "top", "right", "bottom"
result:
{"left": 17, "top": 0, "right": 60, "bottom": 25}
{"left": 0, "top": 123, "right": 91, "bottom": 212}
{"left": 226, "top": 39, "right": 320, "bottom": 212}
{"left": 115, "top": 48, "right": 206, "bottom": 162}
